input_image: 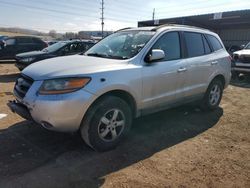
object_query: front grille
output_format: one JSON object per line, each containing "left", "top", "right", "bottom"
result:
{"left": 14, "top": 74, "right": 33, "bottom": 99}
{"left": 240, "top": 55, "right": 250, "bottom": 63}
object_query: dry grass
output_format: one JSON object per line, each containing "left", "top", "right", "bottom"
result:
{"left": 0, "top": 31, "right": 34, "bottom": 37}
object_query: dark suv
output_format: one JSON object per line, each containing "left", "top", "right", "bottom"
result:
{"left": 0, "top": 36, "right": 47, "bottom": 60}
{"left": 15, "top": 40, "right": 95, "bottom": 70}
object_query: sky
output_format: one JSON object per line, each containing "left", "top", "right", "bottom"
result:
{"left": 0, "top": 0, "right": 250, "bottom": 33}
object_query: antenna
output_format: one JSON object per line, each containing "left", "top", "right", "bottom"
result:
{"left": 101, "top": 0, "right": 104, "bottom": 38}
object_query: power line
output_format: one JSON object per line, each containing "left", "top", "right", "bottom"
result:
{"left": 0, "top": 1, "right": 136, "bottom": 24}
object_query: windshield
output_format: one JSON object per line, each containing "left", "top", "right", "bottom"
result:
{"left": 42, "top": 41, "right": 67, "bottom": 52}
{"left": 85, "top": 31, "right": 155, "bottom": 59}
{"left": 244, "top": 43, "right": 250, "bottom": 49}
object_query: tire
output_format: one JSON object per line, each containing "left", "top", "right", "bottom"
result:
{"left": 231, "top": 71, "right": 239, "bottom": 80}
{"left": 201, "top": 79, "right": 223, "bottom": 111}
{"left": 80, "top": 96, "right": 132, "bottom": 152}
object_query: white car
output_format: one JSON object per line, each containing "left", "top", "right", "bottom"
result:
{"left": 232, "top": 42, "right": 250, "bottom": 77}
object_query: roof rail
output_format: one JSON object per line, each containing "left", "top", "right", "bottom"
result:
{"left": 115, "top": 27, "right": 134, "bottom": 33}
{"left": 151, "top": 24, "right": 210, "bottom": 31}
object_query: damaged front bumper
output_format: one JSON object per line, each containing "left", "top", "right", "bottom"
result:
{"left": 7, "top": 100, "right": 33, "bottom": 120}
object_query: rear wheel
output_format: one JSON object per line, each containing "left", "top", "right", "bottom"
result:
{"left": 80, "top": 96, "right": 132, "bottom": 152}
{"left": 201, "top": 79, "right": 223, "bottom": 111}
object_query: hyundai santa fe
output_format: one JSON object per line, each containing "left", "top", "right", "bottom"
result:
{"left": 8, "top": 25, "right": 231, "bottom": 151}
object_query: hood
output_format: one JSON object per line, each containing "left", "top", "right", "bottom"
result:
{"left": 233, "top": 49, "right": 250, "bottom": 56}
{"left": 22, "top": 55, "right": 130, "bottom": 80}
{"left": 16, "top": 51, "right": 47, "bottom": 58}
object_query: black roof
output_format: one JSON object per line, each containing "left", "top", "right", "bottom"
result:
{"left": 138, "top": 9, "right": 250, "bottom": 30}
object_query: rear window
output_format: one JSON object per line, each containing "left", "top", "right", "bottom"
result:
{"left": 184, "top": 32, "right": 204, "bottom": 58}
{"left": 206, "top": 34, "right": 223, "bottom": 51}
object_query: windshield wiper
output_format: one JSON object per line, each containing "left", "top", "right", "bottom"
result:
{"left": 86, "top": 53, "right": 108, "bottom": 58}
{"left": 86, "top": 53, "right": 128, "bottom": 59}
{"left": 106, "top": 55, "right": 128, "bottom": 60}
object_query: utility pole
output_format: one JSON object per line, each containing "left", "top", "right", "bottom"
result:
{"left": 152, "top": 8, "right": 155, "bottom": 20}
{"left": 101, "top": 0, "right": 104, "bottom": 38}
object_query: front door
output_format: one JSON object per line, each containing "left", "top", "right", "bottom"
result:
{"left": 142, "top": 31, "right": 187, "bottom": 111}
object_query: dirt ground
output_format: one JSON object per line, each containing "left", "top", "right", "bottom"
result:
{"left": 0, "top": 62, "right": 249, "bottom": 188}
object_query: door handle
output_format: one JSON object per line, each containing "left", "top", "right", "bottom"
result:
{"left": 211, "top": 61, "right": 218, "bottom": 65}
{"left": 177, "top": 67, "right": 187, "bottom": 73}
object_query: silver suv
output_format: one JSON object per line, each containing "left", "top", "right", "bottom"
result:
{"left": 8, "top": 25, "right": 231, "bottom": 151}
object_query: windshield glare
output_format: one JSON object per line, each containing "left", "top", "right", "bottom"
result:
{"left": 43, "top": 42, "right": 67, "bottom": 52}
{"left": 85, "top": 31, "right": 155, "bottom": 59}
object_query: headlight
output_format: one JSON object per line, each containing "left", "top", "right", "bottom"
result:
{"left": 20, "top": 57, "right": 36, "bottom": 63}
{"left": 39, "top": 77, "right": 91, "bottom": 95}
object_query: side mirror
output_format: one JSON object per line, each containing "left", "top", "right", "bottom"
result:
{"left": 0, "top": 41, "right": 5, "bottom": 50}
{"left": 146, "top": 49, "right": 165, "bottom": 62}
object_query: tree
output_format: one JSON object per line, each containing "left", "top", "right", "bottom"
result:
{"left": 48, "top": 30, "right": 57, "bottom": 38}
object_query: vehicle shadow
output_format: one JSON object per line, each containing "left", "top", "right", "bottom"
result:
{"left": 0, "top": 73, "right": 19, "bottom": 83}
{"left": 0, "top": 60, "right": 16, "bottom": 64}
{"left": 0, "top": 105, "right": 223, "bottom": 188}
{"left": 230, "top": 75, "right": 250, "bottom": 88}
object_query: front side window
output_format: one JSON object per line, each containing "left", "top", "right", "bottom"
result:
{"left": 206, "top": 34, "right": 223, "bottom": 51}
{"left": 151, "top": 32, "right": 181, "bottom": 61}
{"left": 42, "top": 41, "right": 67, "bottom": 53}
{"left": 184, "top": 32, "right": 204, "bottom": 58}
{"left": 85, "top": 31, "right": 155, "bottom": 59}
{"left": 5, "top": 38, "right": 16, "bottom": 46}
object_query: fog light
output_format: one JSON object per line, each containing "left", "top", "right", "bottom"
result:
{"left": 41, "top": 121, "right": 54, "bottom": 129}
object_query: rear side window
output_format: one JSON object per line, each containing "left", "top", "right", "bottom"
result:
{"left": 17, "top": 37, "right": 33, "bottom": 44}
{"left": 184, "top": 32, "right": 204, "bottom": 58}
{"left": 202, "top": 35, "right": 212, "bottom": 54}
{"left": 32, "top": 38, "right": 44, "bottom": 44}
{"left": 152, "top": 32, "right": 181, "bottom": 61}
{"left": 206, "top": 34, "right": 223, "bottom": 51}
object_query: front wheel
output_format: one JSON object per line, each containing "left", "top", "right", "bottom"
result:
{"left": 80, "top": 96, "right": 132, "bottom": 152}
{"left": 201, "top": 79, "right": 223, "bottom": 111}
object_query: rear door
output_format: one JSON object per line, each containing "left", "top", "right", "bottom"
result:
{"left": 183, "top": 32, "right": 214, "bottom": 98}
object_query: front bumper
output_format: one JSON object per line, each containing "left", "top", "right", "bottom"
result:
{"left": 7, "top": 100, "right": 33, "bottom": 120}
{"left": 15, "top": 62, "right": 28, "bottom": 70}
{"left": 231, "top": 62, "right": 250, "bottom": 73}
{"left": 232, "top": 67, "right": 250, "bottom": 73}
{"left": 9, "top": 80, "right": 97, "bottom": 132}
